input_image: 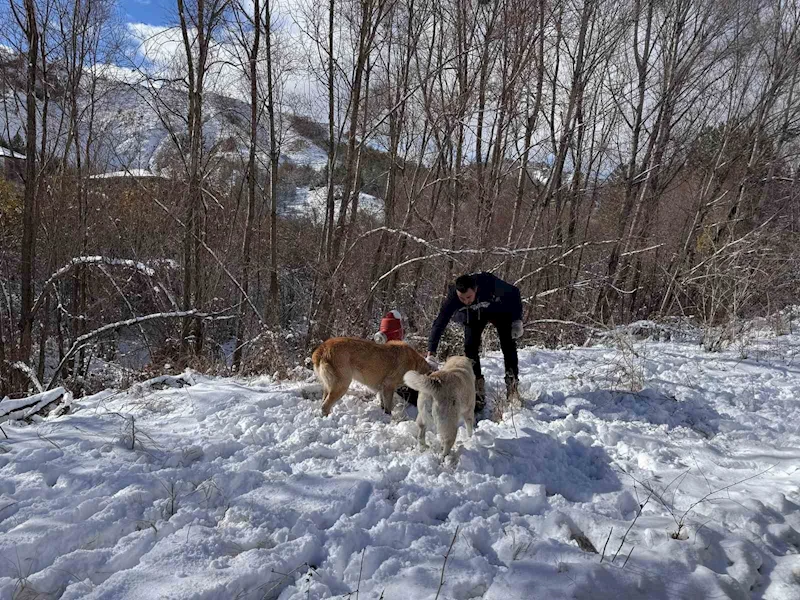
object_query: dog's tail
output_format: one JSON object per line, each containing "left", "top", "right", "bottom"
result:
{"left": 311, "top": 345, "right": 322, "bottom": 372}
{"left": 403, "top": 370, "right": 441, "bottom": 395}
{"left": 311, "top": 345, "right": 336, "bottom": 388}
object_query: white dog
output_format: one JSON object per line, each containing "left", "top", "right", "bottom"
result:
{"left": 403, "top": 356, "right": 475, "bottom": 458}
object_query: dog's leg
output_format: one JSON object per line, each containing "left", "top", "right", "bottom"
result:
{"left": 416, "top": 395, "right": 428, "bottom": 449}
{"left": 464, "top": 411, "right": 474, "bottom": 438}
{"left": 321, "top": 380, "right": 350, "bottom": 416}
{"left": 380, "top": 383, "right": 394, "bottom": 414}
{"left": 440, "top": 431, "right": 457, "bottom": 459}
{"left": 438, "top": 406, "right": 459, "bottom": 459}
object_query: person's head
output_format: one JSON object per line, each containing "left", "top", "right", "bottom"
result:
{"left": 455, "top": 274, "right": 478, "bottom": 305}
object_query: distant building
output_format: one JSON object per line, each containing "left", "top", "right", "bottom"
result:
{"left": 88, "top": 168, "right": 171, "bottom": 181}
{"left": 0, "top": 145, "right": 25, "bottom": 183}
{"left": 85, "top": 168, "right": 176, "bottom": 202}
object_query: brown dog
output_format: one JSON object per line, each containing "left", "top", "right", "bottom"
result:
{"left": 311, "top": 337, "right": 431, "bottom": 416}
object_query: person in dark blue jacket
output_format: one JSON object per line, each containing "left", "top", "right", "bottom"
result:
{"left": 426, "top": 272, "right": 524, "bottom": 410}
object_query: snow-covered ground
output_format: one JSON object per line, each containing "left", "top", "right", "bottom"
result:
{"left": 2, "top": 325, "right": 800, "bottom": 599}
{"left": 281, "top": 186, "right": 384, "bottom": 223}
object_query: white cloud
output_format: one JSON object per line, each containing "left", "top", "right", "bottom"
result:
{"left": 123, "top": 13, "right": 325, "bottom": 121}
{"left": 127, "top": 22, "right": 186, "bottom": 74}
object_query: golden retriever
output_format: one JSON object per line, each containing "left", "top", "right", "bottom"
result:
{"left": 312, "top": 337, "right": 431, "bottom": 416}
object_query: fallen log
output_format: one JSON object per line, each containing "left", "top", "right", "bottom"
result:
{"left": 0, "top": 387, "right": 71, "bottom": 425}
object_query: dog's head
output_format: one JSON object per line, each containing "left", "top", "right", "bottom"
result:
{"left": 442, "top": 355, "right": 474, "bottom": 373}
{"left": 392, "top": 342, "right": 433, "bottom": 374}
{"left": 418, "top": 353, "right": 434, "bottom": 374}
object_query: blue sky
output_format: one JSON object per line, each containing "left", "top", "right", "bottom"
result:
{"left": 119, "top": 0, "right": 173, "bottom": 26}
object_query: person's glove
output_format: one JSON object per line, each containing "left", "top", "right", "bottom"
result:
{"left": 511, "top": 320, "right": 524, "bottom": 340}
{"left": 373, "top": 331, "right": 388, "bottom": 344}
{"left": 425, "top": 356, "right": 439, "bottom": 370}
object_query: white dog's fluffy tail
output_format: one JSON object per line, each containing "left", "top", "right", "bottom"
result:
{"left": 403, "top": 370, "right": 440, "bottom": 395}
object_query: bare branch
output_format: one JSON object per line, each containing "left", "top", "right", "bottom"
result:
{"left": 46, "top": 308, "right": 233, "bottom": 390}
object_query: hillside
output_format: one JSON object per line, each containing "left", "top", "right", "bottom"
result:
{"left": 1, "top": 70, "right": 322, "bottom": 169}
{"left": 0, "top": 73, "right": 385, "bottom": 220}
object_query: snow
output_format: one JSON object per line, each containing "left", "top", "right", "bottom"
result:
{"left": 88, "top": 168, "right": 168, "bottom": 180}
{"left": 0, "top": 388, "right": 69, "bottom": 424}
{"left": 0, "top": 78, "right": 330, "bottom": 177}
{"left": 281, "top": 132, "right": 329, "bottom": 171}
{"left": 282, "top": 186, "right": 384, "bottom": 223}
{"left": 41, "top": 257, "right": 158, "bottom": 283}
{"left": 0, "top": 145, "right": 24, "bottom": 159}
{"left": 2, "top": 324, "right": 800, "bottom": 599}
{"left": 87, "top": 63, "right": 148, "bottom": 87}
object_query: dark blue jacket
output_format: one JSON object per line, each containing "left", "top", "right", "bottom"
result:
{"left": 428, "top": 272, "right": 523, "bottom": 353}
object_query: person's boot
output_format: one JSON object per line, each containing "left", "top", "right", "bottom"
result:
{"left": 504, "top": 371, "right": 520, "bottom": 403}
{"left": 475, "top": 376, "right": 486, "bottom": 412}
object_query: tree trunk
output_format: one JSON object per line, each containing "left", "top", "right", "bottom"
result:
{"left": 594, "top": 0, "right": 653, "bottom": 320}
{"left": 178, "top": 0, "right": 198, "bottom": 356}
{"left": 265, "top": 0, "right": 280, "bottom": 318}
{"left": 18, "top": 0, "right": 39, "bottom": 377}
{"left": 233, "top": 0, "right": 262, "bottom": 370}
{"left": 316, "top": 0, "right": 385, "bottom": 340}
{"left": 330, "top": 0, "right": 374, "bottom": 263}
{"left": 323, "top": 0, "right": 336, "bottom": 263}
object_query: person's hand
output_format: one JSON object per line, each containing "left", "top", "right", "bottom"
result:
{"left": 511, "top": 320, "right": 524, "bottom": 340}
{"left": 425, "top": 354, "right": 439, "bottom": 370}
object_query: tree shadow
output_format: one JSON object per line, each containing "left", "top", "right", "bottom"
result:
{"left": 235, "top": 473, "right": 374, "bottom": 531}
{"left": 533, "top": 387, "right": 721, "bottom": 438}
{"left": 714, "top": 356, "right": 800, "bottom": 377}
{"left": 461, "top": 426, "right": 621, "bottom": 503}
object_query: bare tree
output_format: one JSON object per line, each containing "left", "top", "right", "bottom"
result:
{"left": 14, "top": 0, "right": 40, "bottom": 383}
{"left": 176, "top": 0, "right": 230, "bottom": 356}
{"left": 311, "top": 0, "right": 394, "bottom": 341}
{"left": 264, "top": 0, "right": 280, "bottom": 315}
{"left": 230, "top": 0, "right": 262, "bottom": 369}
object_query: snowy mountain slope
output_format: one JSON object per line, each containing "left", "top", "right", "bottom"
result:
{"left": 0, "top": 77, "right": 330, "bottom": 174}
{"left": 1, "top": 76, "right": 386, "bottom": 221}
{"left": 1, "top": 329, "right": 800, "bottom": 599}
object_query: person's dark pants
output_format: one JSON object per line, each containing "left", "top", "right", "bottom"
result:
{"left": 464, "top": 314, "right": 519, "bottom": 380}
{"left": 396, "top": 385, "right": 418, "bottom": 406}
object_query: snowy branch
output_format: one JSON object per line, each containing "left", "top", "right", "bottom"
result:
{"left": 525, "top": 319, "right": 604, "bottom": 332}
{"left": 30, "top": 256, "right": 168, "bottom": 318}
{"left": 46, "top": 309, "right": 232, "bottom": 390}
{"left": 338, "top": 227, "right": 622, "bottom": 286}
{"left": 0, "top": 387, "right": 69, "bottom": 424}
{"left": 7, "top": 361, "right": 44, "bottom": 393}
{"left": 620, "top": 243, "right": 664, "bottom": 258}
{"left": 684, "top": 216, "right": 776, "bottom": 278}
{"left": 514, "top": 240, "right": 623, "bottom": 287}
{"left": 367, "top": 253, "right": 450, "bottom": 295}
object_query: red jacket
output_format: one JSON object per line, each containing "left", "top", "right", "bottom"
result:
{"left": 376, "top": 311, "right": 404, "bottom": 342}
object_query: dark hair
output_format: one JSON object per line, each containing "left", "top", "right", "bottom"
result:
{"left": 455, "top": 274, "right": 477, "bottom": 293}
